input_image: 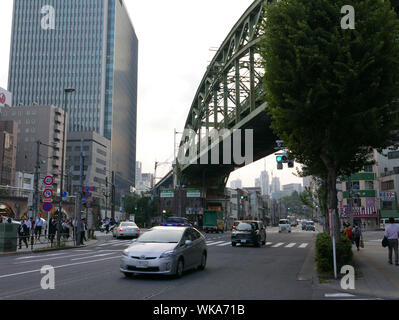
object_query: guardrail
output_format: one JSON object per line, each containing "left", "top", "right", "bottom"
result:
{"left": 0, "top": 228, "right": 94, "bottom": 253}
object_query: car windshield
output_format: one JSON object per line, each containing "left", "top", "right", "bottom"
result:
{"left": 279, "top": 220, "right": 288, "bottom": 224}
{"left": 236, "top": 223, "right": 253, "bottom": 231}
{"left": 137, "top": 229, "right": 184, "bottom": 243}
{"left": 308, "top": 222, "right": 314, "bottom": 225}
{"left": 121, "top": 222, "right": 136, "bottom": 227}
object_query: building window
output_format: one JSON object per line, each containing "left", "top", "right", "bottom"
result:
{"left": 381, "top": 180, "right": 394, "bottom": 191}
{"left": 388, "top": 151, "right": 399, "bottom": 159}
{"left": 364, "top": 165, "right": 373, "bottom": 173}
{"left": 364, "top": 181, "right": 374, "bottom": 190}
{"left": 346, "top": 181, "right": 360, "bottom": 190}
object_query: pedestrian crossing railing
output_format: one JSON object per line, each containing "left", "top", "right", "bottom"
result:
{"left": 0, "top": 230, "right": 90, "bottom": 253}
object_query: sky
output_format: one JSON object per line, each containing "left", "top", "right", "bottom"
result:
{"left": 0, "top": 0, "right": 303, "bottom": 189}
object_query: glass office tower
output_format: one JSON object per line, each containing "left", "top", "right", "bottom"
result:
{"left": 8, "top": 0, "right": 138, "bottom": 191}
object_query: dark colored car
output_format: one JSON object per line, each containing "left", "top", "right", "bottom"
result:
{"left": 301, "top": 221, "right": 308, "bottom": 230}
{"left": 305, "top": 221, "right": 315, "bottom": 231}
{"left": 231, "top": 220, "right": 266, "bottom": 247}
{"left": 161, "top": 217, "right": 192, "bottom": 227}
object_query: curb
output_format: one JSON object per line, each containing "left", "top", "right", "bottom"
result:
{"left": 0, "top": 239, "right": 100, "bottom": 257}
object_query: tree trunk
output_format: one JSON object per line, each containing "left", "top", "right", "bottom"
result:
{"left": 320, "top": 154, "right": 341, "bottom": 242}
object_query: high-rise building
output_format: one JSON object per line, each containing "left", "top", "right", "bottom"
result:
{"left": 271, "top": 177, "right": 281, "bottom": 193}
{"left": 0, "top": 105, "right": 66, "bottom": 192}
{"left": 230, "top": 179, "right": 242, "bottom": 189}
{"left": 0, "top": 120, "right": 17, "bottom": 187}
{"left": 66, "top": 131, "right": 111, "bottom": 195}
{"left": 260, "top": 171, "right": 269, "bottom": 196}
{"left": 255, "top": 178, "right": 261, "bottom": 188}
{"left": 8, "top": 0, "right": 138, "bottom": 194}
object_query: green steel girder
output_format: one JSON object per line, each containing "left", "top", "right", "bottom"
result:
{"left": 181, "top": 0, "right": 269, "bottom": 147}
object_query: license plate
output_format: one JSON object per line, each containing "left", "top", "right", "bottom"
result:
{"left": 241, "top": 240, "right": 247, "bottom": 244}
{"left": 137, "top": 261, "right": 149, "bottom": 268}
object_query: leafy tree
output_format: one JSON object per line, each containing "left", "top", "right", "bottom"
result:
{"left": 260, "top": 0, "right": 399, "bottom": 240}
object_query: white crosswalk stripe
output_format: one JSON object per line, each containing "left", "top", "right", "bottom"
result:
{"left": 216, "top": 242, "right": 232, "bottom": 247}
{"left": 285, "top": 243, "right": 296, "bottom": 248}
{"left": 266, "top": 242, "right": 273, "bottom": 246}
{"left": 299, "top": 243, "right": 309, "bottom": 248}
{"left": 272, "top": 242, "right": 284, "bottom": 248}
{"left": 206, "top": 241, "right": 226, "bottom": 246}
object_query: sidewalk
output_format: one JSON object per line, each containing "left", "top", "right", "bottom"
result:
{"left": 0, "top": 231, "right": 114, "bottom": 256}
{"left": 314, "top": 240, "right": 399, "bottom": 299}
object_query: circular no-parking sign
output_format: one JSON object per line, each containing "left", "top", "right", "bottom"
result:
{"left": 44, "top": 176, "right": 54, "bottom": 186}
{"left": 43, "top": 189, "right": 54, "bottom": 199}
{"left": 42, "top": 203, "right": 53, "bottom": 212}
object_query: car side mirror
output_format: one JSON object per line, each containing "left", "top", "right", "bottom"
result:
{"left": 185, "top": 240, "right": 192, "bottom": 246}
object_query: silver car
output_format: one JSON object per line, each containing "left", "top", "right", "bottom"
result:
{"left": 120, "top": 226, "right": 207, "bottom": 278}
{"left": 113, "top": 222, "right": 140, "bottom": 239}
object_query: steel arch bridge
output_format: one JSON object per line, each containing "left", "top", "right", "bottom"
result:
{"left": 158, "top": 0, "right": 278, "bottom": 200}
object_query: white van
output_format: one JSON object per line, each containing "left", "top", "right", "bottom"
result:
{"left": 380, "top": 218, "right": 399, "bottom": 230}
{"left": 279, "top": 219, "right": 291, "bottom": 233}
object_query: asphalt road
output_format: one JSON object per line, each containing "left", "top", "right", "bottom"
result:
{"left": 0, "top": 226, "right": 331, "bottom": 300}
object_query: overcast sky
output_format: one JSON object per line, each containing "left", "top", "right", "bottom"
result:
{"left": 0, "top": 0, "right": 303, "bottom": 189}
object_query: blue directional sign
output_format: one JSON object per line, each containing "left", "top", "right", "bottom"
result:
{"left": 82, "top": 197, "right": 87, "bottom": 203}
{"left": 62, "top": 192, "right": 68, "bottom": 198}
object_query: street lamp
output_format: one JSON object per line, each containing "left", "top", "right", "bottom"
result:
{"left": 57, "top": 88, "right": 75, "bottom": 245}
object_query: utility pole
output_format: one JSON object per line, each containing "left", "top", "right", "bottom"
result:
{"left": 76, "top": 139, "right": 84, "bottom": 246}
{"left": 105, "top": 176, "right": 109, "bottom": 218}
{"left": 111, "top": 171, "right": 115, "bottom": 220}
{"left": 33, "top": 140, "right": 41, "bottom": 221}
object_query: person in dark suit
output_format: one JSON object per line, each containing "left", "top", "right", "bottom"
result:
{"left": 48, "top": 217, "right": 56, "bottom": 246}
{"left": 18, "top": 219, "right": 29, "bottom": 249}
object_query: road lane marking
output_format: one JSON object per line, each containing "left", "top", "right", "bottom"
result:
{"left": 216, "top": 242, "right": 231, "bottom": 246}
{"left": 285, "top": 243, "right": 296, "bottom": 248}
{"left": 0, "top": 256, "right": 121, "bottom": 279}
{"left": 14, "top": 252, "right": 100, "bottom": 264}
{"left": 70, "top": 253, "right": 117, "bottom": 261}
{"left": 272, "top": 243, "right": 284, "bottom": 248}
{"left": 266, "top": 242, "right": 273, "bottom": 246}
{"left": 299, "top": 243, "right": 309, "bottom": 248}
{"left": 206, "top": 241, "right": 226, "bottom": 246}
{"left": 15, "top": 252, "right": 69, "bottom": 260}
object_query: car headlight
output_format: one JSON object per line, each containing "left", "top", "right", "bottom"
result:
{"left": 122, "top": 250, "right": 129, "bottom": 257}
{"left": 160, "top": 250, "right": 175, "bottom": 258}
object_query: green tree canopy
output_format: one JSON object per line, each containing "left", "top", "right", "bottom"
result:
{"left": 260, "top": 0, "right": 399, "bottom": 239}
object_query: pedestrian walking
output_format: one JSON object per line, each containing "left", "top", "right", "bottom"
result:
{"left": 344, "top": 225, "right": 353, "bottom": 242}
{"left": 18, "top": 219, "right": 29, "bottom": 249}
{"left": 48, "top": 217, "right": 56, "bottom": 246}
{"left": 80, "top": 219, "right": 87, "bottom": 245}
{"left": 385, "top": 217, "right": 399, "bottom": 265}
{"left": 35, "top": 216, "right": 43, "bottom": 241}
{"left": 352, "top": 224, "right": 362, "bottom": 251}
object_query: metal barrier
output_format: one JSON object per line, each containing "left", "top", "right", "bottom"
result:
{"left": 0, "top": 227, "right": 93, "bottom": 253}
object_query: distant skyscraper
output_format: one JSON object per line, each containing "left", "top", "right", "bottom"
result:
{"left": 255, "top": 178, "right": 261, "bottom": 188}
{"left": 271, "top": 177, "right": 281, "bottom": 193}
{"left": 8, "top": 0, "right": 138, "bottom": 193}
{"left": 260, "top": 171, "right": 269, "bottom": 196}
{"left": 230, "top": 179, "right": 242, "bottom": 189}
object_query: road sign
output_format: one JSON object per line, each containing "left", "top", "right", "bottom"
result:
{"left": 44, "top": 176, "right": 54, "bottom": 186}
{"left": 62, "top": 191, "right": 68, "bottom": 198}
{"left": 82, "top": 197, "right": 87, "bottom": 203}
{"left": 42, "top": 203, "right": 53, "bottom": 212}
{"left": 43, "top": 189, "right": 54, "bottom": 199}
